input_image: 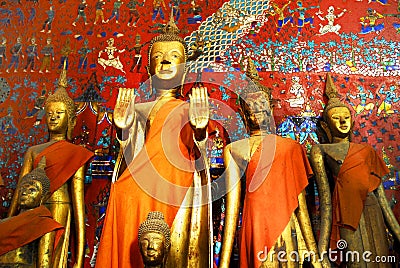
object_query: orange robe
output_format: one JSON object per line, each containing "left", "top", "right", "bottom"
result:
{"left": 0, "top": 205, "right": 64, "bottom": 256}
{"left": 34, "top": 140, "right": 94, "bottom": 194}
{"left": 330, "top": 142, "right": 389, "bottom": 249}
{"left": 240, "top": 136, "right": 312, "bottom": 268}
{"left": 96, "top": 99, "right": 196, "bottom": 268}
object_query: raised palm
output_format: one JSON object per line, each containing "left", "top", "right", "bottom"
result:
{"left": 114, "top": 88, "right": 136, "bottom": 129}
{"left": 189, "top": 86, "right": 209, "bottom": 130}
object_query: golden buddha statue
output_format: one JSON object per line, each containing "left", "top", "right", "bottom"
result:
{"left": 7, "top": 65, "right": 93, "bottom": 268}
{"left": 95, "top": 16, "right": 220, "bottom": 268}
{"left": 221, "top": 58, "right": 326, "bottom": 268}
{"left": 309, "top": 74, "right": 400, "bottom": 267}
{"left": 138, "top": 211, "right": 171, "bottom": 268}
{"left": 0, "top": 157, "right": 63, "bottom": 268}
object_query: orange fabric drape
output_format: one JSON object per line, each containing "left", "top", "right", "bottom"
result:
{"left": 330, "top": 142, "right": 388, "bottom": 250}
{"left": 240, "top": 135, "right": 312, "bottom": 268}
{"left": 0, "top": 205, "right": 64, "bottom": 256}
{"left": 96, "top": 99, "right": 196, "bottom": 268}
{"left": 33, "top": 140, "right": 94, "bottom": 194}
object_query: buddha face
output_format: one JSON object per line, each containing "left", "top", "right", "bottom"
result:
{"left": 139, "top": 232, "right": 166, "bottom": 266}
{"left": 18, "top": 180, "right": 43, "bottom": 210}
{"left": 326, "top": 106, "right": 352, "bottom": 138}
{"left": 245, "top": 91, "right": 272, "bottom": 130}
{"left": 149, "top": 41, "right": 186, "bottom": 89}
{"left": 46, "top": 102, "right": 69, "bottom": 135}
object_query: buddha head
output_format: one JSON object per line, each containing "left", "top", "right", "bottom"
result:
{"left": 18, "top": 157, "right": 50, "bottom": 211}
{"left": 322, "top": 74, "right": 353, "bottom": 142}
{"left": 44, "top": 65, "right": 76, "bottom": 140}
{"left": 240, "top": 57, "right": 273, "bottom": 133}
{"left": 147, "top": 16, "right": 188, "bottom": 91}
{"left": 138, "top": 211, "right": 171, "bottom": 267}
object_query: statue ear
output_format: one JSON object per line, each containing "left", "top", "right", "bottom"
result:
{"left": 320, "top": 121, "right": 332, "bottom": 143}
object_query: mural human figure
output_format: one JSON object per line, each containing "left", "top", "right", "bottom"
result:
{"left": 39, "top": 37, "right": 54, "bottom": 73}
{"left": 128, "top": 34, "right": 144, "bottom": 73}
{"left": 126, "top": 0, "right": 143, "bottom": 27}
{"left": 72, "top": 0, "right": 89, "bottom": 26}
{"left": 316, "top": 6, "right": 347, "bottom": 35}
{"left": 77, "top": 38, "right": 92, "bottom": 74}
{"left": 268, "top": 0, "right": 293, "bottom": 34}
{"left": 376, "top": 83, "right": 398, "bottom": 117}
{"left": 40, "top": 6, "right": 55, "bottom": 34}
{"left": 347, "top": 84, "right": 375, "bottom": 116}
{"left": 6, "top": 37, "right": 24, "bottom": 73}
{"left": 98, "top": 38, "right": 126, "bottom": 73}
{"left": 0, "top": 37, "right": 6, "bottom": 74}
{"left": 290, "top": 0, "right": 319, "bottom": 33}
{"left": 286, "top": 76, "right": 306, "bottom": 108}
{"left": 23, "top": 37, "right": 39, "bottom": 73}
{"left": 94, "top": 0, "right": 106, "bottom": 24}
{"left": 360, "top": 8, "right": 384, "bottom": 34}
{"left": 105, "top": 0, "right": 124, "bottom": 24}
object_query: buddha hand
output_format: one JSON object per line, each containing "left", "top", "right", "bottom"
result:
{"left": 189, "top": 86, "right": 209, "bottom": 131}
{"left": 114, "top": 88, "right": 136, "bottom": 129}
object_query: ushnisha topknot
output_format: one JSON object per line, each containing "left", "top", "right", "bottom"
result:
{"left": 147, "top": 13, "right": 188, "bottom": 64}
{"left": 138, "top": 211, "right": 171, "bottom": 250}
{"left": 322, "top": 73, "right": 351, "bottom": 122}
{"left": 20, "top": 157, "right": 50, "bottom": 197}
{"left": 244, "top": 57, "right": 272, "bottom": 101}
{"left": 44, "top": 61, "right": 76, "bottom": 140}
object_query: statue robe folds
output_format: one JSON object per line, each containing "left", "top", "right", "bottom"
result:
{"left": 96, "top": 99, "right": 211, "bottom": 268}
{"left": 33, "top": 140, "right": 94, "bottom": 195}
{"left": 240, "top": 136, "right": 313, "bottom": 268}
{"left": 33, "top": 140, "right": 93, "bottom": 267}
{"left": 0, "top": 205, "right": 64, "bottom": 256}
{"left": 330, "top": 143, "right": 389, "bottom": 251}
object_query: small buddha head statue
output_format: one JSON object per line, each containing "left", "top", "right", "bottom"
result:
{"left": 240, "top": 57, "right": 274, "bottom": 133}
{"left": 44, "top": 64, "right": 76, "bottom": 140}
{"left": 321, "top": 74, "right": 353, "bottom": 142}
{"left": 147, "top": 15, "right": 188, "bottom": 92}
{"left": 138, "top": 211, "right": 171, "bottom": 267}
{"left": 18, "top": 157, "right": 50, "bottom": 211}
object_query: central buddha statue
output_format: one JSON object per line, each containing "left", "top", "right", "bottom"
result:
{"left": 95, "top": 17, "right": 235, "bottom": 268}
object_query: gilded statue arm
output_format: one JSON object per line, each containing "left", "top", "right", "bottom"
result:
{"left": 309, "top": 146, "right": 332, "bottom": 256}
{"left": 8, "top": 149, "right": 34, "bottom": 217}
{"left": 71, "top": 165, "right": 86, "bottom": 268}
{"left": 219, "top": 144, "right": 241, "bottom": 268}
{"left": 189, "top": 86, "right": 209, "bottom": 141}
{"left": 375, "top": 184, "right": 400, "bottom": 242}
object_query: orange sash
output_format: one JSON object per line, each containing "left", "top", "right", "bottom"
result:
{"left": 33, "top": 140, "right": 93, "bottom": 194}
{"left": 330, "top": 143, "right": 388, "bottom": 250}
{"left": 0, "top": 205, "right": 64, "bottom": 256}
{"left": 240, "top": 136, "right": 312, "bottom": 268}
